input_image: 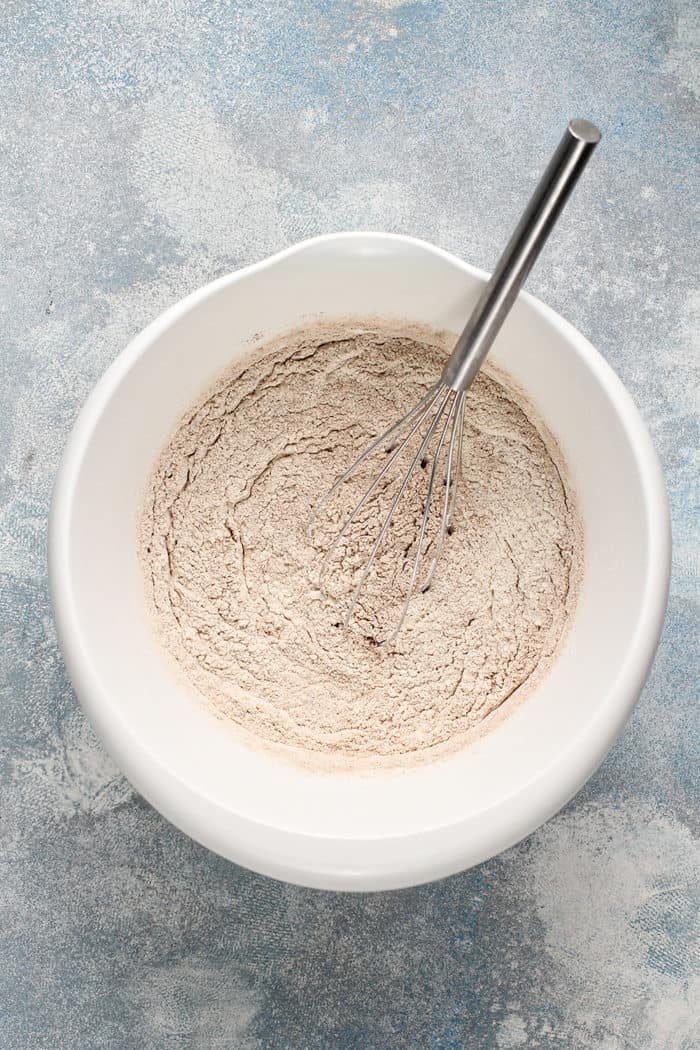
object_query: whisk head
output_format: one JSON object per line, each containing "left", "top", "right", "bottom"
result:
{"left": 308, "top": 381, "right": 466, "bottom": 643}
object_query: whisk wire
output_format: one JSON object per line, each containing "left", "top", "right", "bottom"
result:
{"left": 390, "top": 389, "right": 461, "bottom": 640}
{"left": 309, "top": 381, "right": 440, "bottom": 534}
{"left": 315, "top": 382, "right": 444, "bottom": 594}
{"left": 342, "top": 384, "right": 453, "bottom": 629}
{"left": 448, "top": 397, "right": 465, "bottom": 527}
{"left": 423, "top": 392, "right": 465, "bottom": 592}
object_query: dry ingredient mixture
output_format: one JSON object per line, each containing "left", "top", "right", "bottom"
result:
{"left": 141, "top": 322, "right": 580, "bottom": 767}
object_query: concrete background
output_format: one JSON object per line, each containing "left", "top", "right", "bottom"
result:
{"left": 1, "top": 1, "right": 697, "bottom": 1047}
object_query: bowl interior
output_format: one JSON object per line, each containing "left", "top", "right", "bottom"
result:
{"left": 52, "top": 234, "right": 665, "bottom": 887}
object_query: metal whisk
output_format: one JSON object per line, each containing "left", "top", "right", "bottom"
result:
{"left": 313, "top": 119, "right": 601, "bottom": 640}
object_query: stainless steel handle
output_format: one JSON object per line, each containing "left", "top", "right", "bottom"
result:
{"left": 442, "top": 118, "right": 601, "bottom": 392}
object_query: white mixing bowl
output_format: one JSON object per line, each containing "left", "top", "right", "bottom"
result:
{"left": 49, "top": 233, "right": 670, "bottom": 890}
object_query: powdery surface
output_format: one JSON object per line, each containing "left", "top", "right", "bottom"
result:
{"left": 141, "top": 322, "right": 580, "bottom": 765}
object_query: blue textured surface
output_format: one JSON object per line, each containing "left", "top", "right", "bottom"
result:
{"left": 1, "top": 2, "right": 698, "bottom": 1047}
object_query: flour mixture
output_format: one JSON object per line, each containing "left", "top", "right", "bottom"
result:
{"left": 141, "top": 322, "right": 580, "bottom": 766}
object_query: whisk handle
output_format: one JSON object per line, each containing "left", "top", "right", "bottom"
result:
{"left": 442, "top": 119, "right": 601, "bottom": 392}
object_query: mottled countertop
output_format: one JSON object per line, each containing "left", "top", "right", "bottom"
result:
{"left": 1, "top": 2, "right": 698, "bottom": 1047}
